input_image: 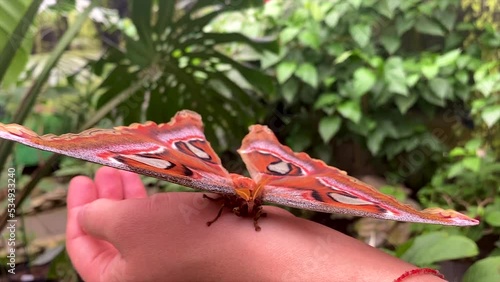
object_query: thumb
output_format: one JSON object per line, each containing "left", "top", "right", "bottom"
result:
{"left": 78, "top": 198, "right": 127, "bottom": 243}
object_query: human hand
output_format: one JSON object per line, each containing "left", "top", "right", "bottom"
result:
{"left": 66, "top": 167, "right": 444, "bottom": 282}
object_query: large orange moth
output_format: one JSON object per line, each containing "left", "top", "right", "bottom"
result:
{"left": 0, "top": 110, "right": 479, "bottom": 230}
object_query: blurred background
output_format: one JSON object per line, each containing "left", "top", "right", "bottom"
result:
{"left": 0, "top": 0, "right": 498, "bottom": 281}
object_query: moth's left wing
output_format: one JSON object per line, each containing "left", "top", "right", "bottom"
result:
{"left": 238, "top": 125, "right": 479, "bottom": 226}
{"left": 0, "top": 110, "right": 234, "bottom": 195}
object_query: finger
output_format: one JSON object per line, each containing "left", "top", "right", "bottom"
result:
{"left": 66, "top": 177, "right": 122, "bottom": 282}
{"left": 94, "top": 167, "right": 125, "bottom": 200}
{"left": 66, "top": 176, "right": 98, "bottom": 239}
{"left": 78, "top": 198, "right": 127, "bottom": 243}
{"left": 67, "top": 175, "right": 98, "bottom": 210}
{"left": 119, "top": 170, "right": 148, "bottom": 199}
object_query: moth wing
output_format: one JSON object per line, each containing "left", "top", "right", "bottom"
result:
{"left": 0, "top": 110, "right": 234, "bottom": 195}
{"left": 237, "top": 125, "right": 478, "bottom": 226}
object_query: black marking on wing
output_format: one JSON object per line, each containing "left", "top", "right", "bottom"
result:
{"left": 182, "top": 165, "right": 194, "bottom": 177}
{"left": 311, "top": 190, "right": 323, "bottom": 202}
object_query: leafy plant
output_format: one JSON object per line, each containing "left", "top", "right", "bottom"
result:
{"left": 219, "top": 0, "right": 500, "bottom": 276}
{"left": 93, "top": 0, "right": 277, "bottom": 150}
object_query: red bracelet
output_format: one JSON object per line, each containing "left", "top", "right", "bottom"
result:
{"left": 394, "top": 268, "right": 445, "bottom": 282}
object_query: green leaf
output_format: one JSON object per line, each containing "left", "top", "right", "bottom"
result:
{"left": 482, "top": 105, "right": 500, "bottom": 128}
{"left": 280, "top": 27, "right": 301, "bottom": 44}
{"left": 406, "top": 74, "right": 420, "bottom": 87}
{"left": 401, "top": 232, "right": 479, "bottom": 265}
{"left": 348, "top": 0, "right": 362, "bottom": 9}
{"left": 416, "top": 17, "right": 444, "bottom": 36}
{"left": 335, "top": 51, "right": 352, "bottom": 64}
{"left": 281, "top": 79, "right": 298, "bottom": 104}
{"left": 295, "top": 63, "right": 319, "bottom": 88}
{"left": 260, "top": 50, "right": 282, "bottom": 69}
{"left": 367, "top": 130, "right": 385, "bottom": 155}
{"left": 395, "top": 94, "right": 418, "bottom": 114}
{"left": 447, "top": 163, "right": 464, "bottom": 178}
{"left": 455, "top": 70, "right": 469, "bottom": 85}
{"left": 131, "top": 0, "right": 153, "bottom": 49}
{"left": 216, "top": 52, "right": 275, "bottom": 95}
{"left": 276, "top": 61, "right": 297, "bottom": 83}
{"left": 436, "top": 49, "right": 461, "bottom": 67}
{"left": 384, "top": 57, "right": 408, "bottom": 96}
{"left": 155, "top": 1, "right": 175, "bottom": 31}
{"left": 380, "top": 32, "right": 401, "bottom": 54}
{"left": 286, "top": 129, "right": 312, "bottom": 152}
{"left": 338, "top": 100, "right": 361, "bottom": 123}
{"left": 465, "top": 138, "right": 482, "bottom": 151}
{"left": 429, "top": 78, "right": 452, "bottom": 99}
{"left": 0, "top": 0, "right": 37, "bottom": 87}
{"left": 353, "top": 67, "right": 376, "bottom": 97}
{"left": 349, "top": 24, "right": 371, "bottom": 47}
{"left": 395, "top": 14, "right": 414, "bottom": 35}
{"left": 463, "top": 257, "right": 500, "bottom": 282}
{"left": 325, "top": 10, "right": 341, "bottom": 28}
{"left": 0, "top": 1, "right": 97, "bottom": 175}
{"left": 314, "top": 93, "right": 341, "bottom": 109}
{"left": 376, "top": 0, "right": 400, "bottom": 19}
{"left": 421, "top": 89, "right": 445, "bottom": 106}
{"left": 298, "top": 29, "right": 320, "bottom": 50}
{"left": 436, "top": 9, "right": 457, "bottom": 31}
{"left": 474, "top": 74, "right": 500, "bottom": 97}
{"left": 449, "top": 147, "right": 466, "bottom": 157}
{"left": 421, "top": 62, "right": 439, "bottom": 79}
{"left": 201, "top": 32, "right": 279, "bottom": 54}
{"left": 485, "top": 210, "right": 500, "bottom": 227}
{"left": 319, "top": 116, "right": 342, "bottom": 143}
{"left": 462, "top": 157, "right": 481, "bottom": 172}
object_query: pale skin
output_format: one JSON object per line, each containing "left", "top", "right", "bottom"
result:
{"left": 66, "top": 167, "right": 445, "bottom": 282}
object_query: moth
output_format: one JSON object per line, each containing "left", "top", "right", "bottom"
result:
{"left": 0, "top": 110, "right": 479, "bottom": 230}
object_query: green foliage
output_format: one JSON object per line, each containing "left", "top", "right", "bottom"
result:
{"left": 0, "top": 0, "right": 498, "bottom": 279}
{"left": 463, "top": 256, "right": 500, "bottom": 282}
{"left": 0, "top": 0, "right": 37, "bottom": 87}
{"left": 400, "top": 231, "right": 479, "bottom": 266}
{"left": 245, "top": 0, "right": 500, "bottom": 269}
{"left": 419, "top": 138, "right": 499, "bottom": 207}
{"left": 255, "top": 0, "right": 499, "bottom": 165}
{"left": 93, "top": 0, "right": 277, "bottom": 150}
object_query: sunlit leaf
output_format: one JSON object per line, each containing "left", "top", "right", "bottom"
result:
{"left": 429, "top": 77, "right": 452, "bottom": 99}
{"left": 481, "top": 105, "right": 500, "bottom": 128}
{"left": 353, "top": 67, "right": 376, "bottom": 97}
{"left": 463, "top": 257, "right": 500, "bottom": 282}
{"left": 338, "top": 100, "right": 361, "bottom": 123}
{"left": 349, "top": 24, "right": 371, "bottom": 47}
{"left": 401, "top": 232, "right": 478, "bottom": 265}
{"left": 295, "top": 63, "right": 318, "bottom": 88}
{"left": 276, "top": 61, "right": 297, "bottom": 83}
{"left": 416, "top": 16, "right": 444, "bottom": 36}
{"left": 319, "top": 116, "right": 342, "bottom": 143}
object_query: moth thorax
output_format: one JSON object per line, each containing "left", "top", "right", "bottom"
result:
{"left": 230, "top": 174, "right": 257, "bottom": 201}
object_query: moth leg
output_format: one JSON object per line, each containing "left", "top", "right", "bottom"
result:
{"left": 252, "top": 205, "right": 266, "bottom": 232}
{"left": 206, "top": 203, "right": 225, "bottom": 227}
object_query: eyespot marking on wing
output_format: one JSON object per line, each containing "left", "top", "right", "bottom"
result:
{"left": 328, "top": 193, "right": 375, "bottom": 206}
{"left": 117, "top": 154, "right": 174, "bottom": 169}
{"left": 267, "top": 160, "right": 292, "bottom": 175}
{"left": 186, "top": 141, "right": 210, "bottom": 159}
{"left": 175, "top": 140, "right": 212, "bottom": 160}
